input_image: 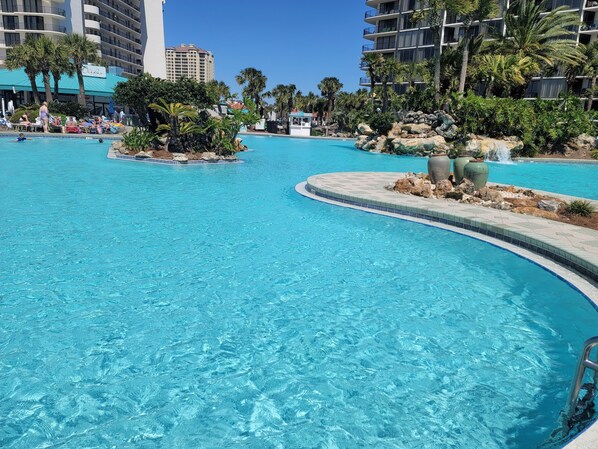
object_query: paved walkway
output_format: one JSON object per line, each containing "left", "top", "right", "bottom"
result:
{"left": 300, "top": 172, "right": 598, "bottom": 284}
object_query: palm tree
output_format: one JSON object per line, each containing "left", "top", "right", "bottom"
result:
{"left": 5, "top": 35, "right": 42, "bottom": 104}
{"left": 266, "top": 84, "right": 288, "bottom": 118}
{"left": 318, "top": 77, "right": 343, "bottom": 122}
{"left": 499, "top": 0, "right": 583, "bottom": 96}
{"left": 34, "top": 35, "right": 58, "bottom": 103}
{"left": 235, "top": 68, "right": 267, "bottom": 117}
{"left": 361, "top": 53, "right": 384, "bottom": 95}
{"left": 473, "top": 54, "right": 538, "bottom": 97}
{"left": 62, "top": 34, "right": 100, "bottom": 106}
{"left": 205, "top": 80, "right": 232, "bottom": 103}
{"left": 447, "top": 0, "right": 499, "bottom": 93}
{"left": 377, "top": 58, "right": 401, "bottom": 113}
{"left": 401, "top": 61, "right": 430, "bottom": 93}
{"left": 412, "top": 0, "right": 447, "bottom": 102}
{"left": 51, "top": 40, "right": 74, "bottom": 98}
{"left": 286, "top": 84, "right": 297, "bottom": 115}
{"left": 149, "top": 99, "right": 199, "bottom": 152}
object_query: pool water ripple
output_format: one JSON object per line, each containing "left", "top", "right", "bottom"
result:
{"left": 0, "top": 136, "right": 597, "bottom": 448}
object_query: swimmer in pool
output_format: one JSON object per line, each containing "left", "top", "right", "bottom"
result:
{"left": 17, "top": 133, "right": 27, "bottom": 142}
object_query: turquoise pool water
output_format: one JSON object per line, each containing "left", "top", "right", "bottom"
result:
{"left": 0, "top": 136, "right": 597, "bottom": 448}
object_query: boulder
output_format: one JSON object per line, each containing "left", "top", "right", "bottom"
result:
{"left": 565, "top": 133, "right": 595, "bottom": 154}
{"left": 375, "top": 136, "right": 388, "bottom": 152}
{"left": 391, "top": 135, "right": 448, "bottom": 156}
{"left": 436, "top": 124, "right": 459, "bottom": 140}
{"left": 388, "top": 123, "right": 403, "bottom": 138}
{"left": 358, "top": 123, "right": 374, "bottom": 135}
{"left": 435, "top": 179, "right": 453, "bottom": 197}
{"left": 355, "top": 135, "right": 371, "bottom": 150}
{"left": 492, "top": 201, "right": 513, "bottom": 211}
{"left": 234, "top": 138, "right": 247, "bottom": 152}
{"left": 200, "top": 152, "right": 218, "bottom": 161}
{"left": 402, "top": 123, "right": 432, "bottom": 135}
{"left": 512, "top": 207, "right": 559, "bottom": 220}
{"left": 465, "top": 136, "right": 524, "bottom": 159}
{"left": 538, "top": 199, "right": 562, "bottom": 213}
{"left": 135, "top": 151, "right": 153, "bottom": 159}
{"left": 172, "top": 153, "right": 189, "bottom": 163}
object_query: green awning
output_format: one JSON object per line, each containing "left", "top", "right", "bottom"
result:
{"left": 0, "top": 68, "right": 128, "bottom": 97}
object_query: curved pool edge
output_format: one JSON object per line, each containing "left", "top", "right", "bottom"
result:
{"left": 296, "top": 175, "right": 598, "bottom": 448}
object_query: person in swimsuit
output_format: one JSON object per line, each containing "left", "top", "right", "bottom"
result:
{"left": 39, "top": 101, "right": 49, "bottom": 133}
{"left": 17, "top": 133, "right": 27, "bottom": 142}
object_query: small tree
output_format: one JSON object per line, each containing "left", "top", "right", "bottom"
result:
{"left": 149, "top": 99, "right": 199, "bottom": 152}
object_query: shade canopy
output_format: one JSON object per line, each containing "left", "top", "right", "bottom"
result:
{"left": 0, "top": 68, "right": 128, "bottom": 97}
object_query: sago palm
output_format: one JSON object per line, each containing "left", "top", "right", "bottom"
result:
{"left": 149, "top": 99, "right": 199, "bottom": 152}
{"left": 62, "top": 34, "right": 100, "bottom": 106}
{"left": 473, "top": 54, "right": 538, "bottom": 97}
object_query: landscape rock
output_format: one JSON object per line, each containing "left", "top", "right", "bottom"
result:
{"left": 465, "top": 136, "right": 524, "bottom": 158}
{"left": 172, "top": 153, "right": 188, "bottom": 163}
{"left": 492, "top": 201, "right": 513, "bottom": 211}
{"left": 358, "top": 123, "right": 374, "bottom": 135}
{"left": 375, "top": 136, "right": 388, "bottom": 152}
{"left": 135, "top": 151, "right": 153, "bottom": 159}
{"left": 455, "top": 179, "right": 476, "bottom": 195}
{"left": 476, "top": 187, "right": 503, "bottom": 202}
{"left": 538, "top": 199, "right": 562, "bottom": 213}
{"left": 564, "top": 133, "right": 595, "bottom": 155}
{"left": 200, "top": 152, "right": 218, "bottom": 161}
{"left": 402, "top": 123, "right": 432, "bottom": 135}
{"left": 435, "top": 179, "right": 453, "bottom": 197}
{"left": 391, "top": 135, "right": 448, "bottom": 155}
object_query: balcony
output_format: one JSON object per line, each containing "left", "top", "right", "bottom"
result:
{"left": 362, "top": 43, "right": 395, "bottom": 52}
{"left": 365, "top": 8, "right": 400, "bottom": 20}
{"left": 580, "top": 22, "right": 598, "bottom": 32}
{"left": 360, "top": 77, "right": 371, "bottom": 85}
{"left": 85, "top": 19, "right": 101, "bottom": 31}
{"left": 364, "top": 27, "right": 375, "bottom": 36}
{"left": 83, "top": 4, "right": 100, "bottom": 15}
{"left": 0, "top": 6, "right": 66, "bottom": 16}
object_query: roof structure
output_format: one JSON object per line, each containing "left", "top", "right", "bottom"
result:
{"left": 0, "top": 68, "right": 128, "bottom": 97}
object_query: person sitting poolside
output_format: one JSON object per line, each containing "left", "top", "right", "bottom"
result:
{"left": 19, "top": 114, "right": 31, "bottom": 125}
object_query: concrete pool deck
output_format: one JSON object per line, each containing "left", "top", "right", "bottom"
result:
{"left": 297, "top": 171, "right": 598, "bottom": 448}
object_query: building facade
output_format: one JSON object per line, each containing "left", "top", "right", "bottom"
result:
{"left": 165, "top": 44, "right": 214, "bottom": 83}
{"left": 361, "top": 0, "right": 595, "bottom": 99}
{"left": 0, "top": 0, "right": 166, "bottom": 78}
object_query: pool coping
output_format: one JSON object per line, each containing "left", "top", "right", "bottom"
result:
{"left": 295, "top": 172, "right": 598, "bottom": 449}
{"left": 0, "top": 130, "right": 121, "bottom": 140}
{"left": 106, "top": 146, "right": 244, "bottom": 165}
{"left": 296, "top": 172, "right": 598, "bottom": 449}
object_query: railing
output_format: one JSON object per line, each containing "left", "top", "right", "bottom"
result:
{"left": 360, "top": 77, "right": 371, "bottom": 85}
{"left": 587, "top": 0, "right": 598, "bottom": 7}
{"left": 362, "top": 44, "right": 374, "bottom": 51}
{"left": 364, "top": 27, "right": 375, "bottom": 35}
{"left": 580, "top": 22, "right": 598, "bottom": 31}
{"left": 365, "top": 8, "right": 400, "bottom": 18}
{"left": 563, "top": 336, "right": 598, "bottom": 429}
{"left": 0, "top": 6, "right": 66, "bottom": 16}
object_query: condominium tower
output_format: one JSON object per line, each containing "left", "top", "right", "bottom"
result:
{"left": 362, "top": 0, "right": 596, "bottom": 99}
{"left": 166, "top": 44, "right": 214, "bottom": 83}
{"left": 0, "top": 0, "right": 167, "bottom": 78}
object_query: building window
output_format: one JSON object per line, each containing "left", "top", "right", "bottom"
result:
{"left": 2, "top": 16, "right": 18, "bottom": 30}
{"left": 4, "top": 32, "right": 20, "bottom": 46}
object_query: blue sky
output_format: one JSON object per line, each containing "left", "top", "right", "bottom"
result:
{"left": 163, "top": 0, "right": 365, "bottom": 96}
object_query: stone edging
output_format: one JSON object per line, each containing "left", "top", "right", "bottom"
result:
{"left": 106, "top": 147, "right": 244, "bottom": 165}
{"left": 296, "top": 172, "right": 598, "bottom": 448}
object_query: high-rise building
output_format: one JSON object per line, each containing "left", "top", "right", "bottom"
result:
{"left": 361, "top": 0, "right": 595, "bottom": 99}
{"left": 0, "top": 0, "right": 166, "bottom": 78}
{"left": 165, "top": 44, "right": 214, "bottom": 83}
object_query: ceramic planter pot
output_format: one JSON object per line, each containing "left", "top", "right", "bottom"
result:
{"left": 427, "top": 154, "right": 450, "bottom": 184}
{"left": 453, "top": 156, "right": 472, "bottom": 183}
{"left": 464, "top": 159, "right": 489, "bottom": 190}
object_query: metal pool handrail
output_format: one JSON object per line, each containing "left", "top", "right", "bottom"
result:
{"left": 564, "top": 336, "right": 598, "bottom": 427}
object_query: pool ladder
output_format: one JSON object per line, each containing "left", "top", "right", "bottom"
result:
{"left": 563, "top": 336, "right": 598, "bottom": 430}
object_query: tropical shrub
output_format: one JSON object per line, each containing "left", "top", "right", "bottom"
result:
{"left": 10, "top": 106, "right": 39, "bottom": 123}
{"left": 368, "top": 112, "right": 394, "bottom": 136}
{"left": 565, "top": 200, "right": 595, "bottom": 217}
{"left": 48, "top": 101, "right": 89, "bottom": 118}
{"left": 591, "top": 150, "right": 598, "bottom": 160}
{"left": 451, "top": 94, "right": 595, "bottom": 156}
{"left": 122, "top": 128, "right": 155, "bottom": 152}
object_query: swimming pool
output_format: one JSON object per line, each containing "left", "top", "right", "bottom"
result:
{"left": 0, "top": 136, "right": 596, "bottom": 448}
